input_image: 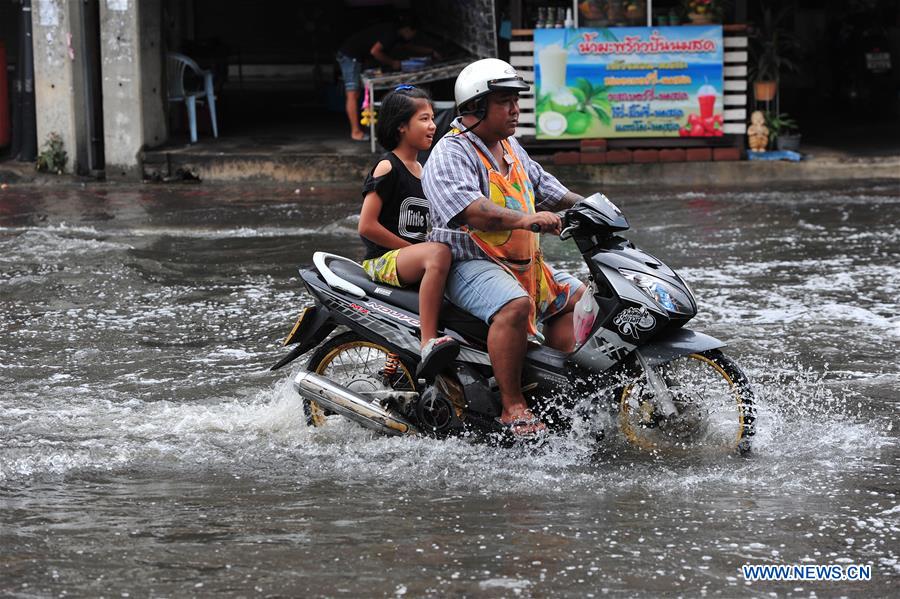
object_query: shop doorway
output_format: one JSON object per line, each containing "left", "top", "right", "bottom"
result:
{"left": 0, "top": 0, "right": 37, "bottom": 163}
{"left": 162, "top": 0, "right": 458, "bottom": 151}
{"left": 766, "top": 0, "right": 900, "bottom": 155}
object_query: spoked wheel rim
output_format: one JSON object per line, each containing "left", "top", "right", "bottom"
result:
{"left": 306, "top": 337, "right": 416, "bottom": 427}
{"left": 619, "top": 352, "right": 752, "bottom": 453}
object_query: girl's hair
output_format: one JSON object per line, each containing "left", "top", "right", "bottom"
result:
{"left": 375, "top": 86, "right": 433, "bottom": 151}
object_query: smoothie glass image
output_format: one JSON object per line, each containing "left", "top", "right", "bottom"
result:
{"left": 680, "top": 83, "right": 724, "bottom": 137}
{"left": 697, "top": 83, "right": 717, "bottom": 119}
{"left": 538, "top": 43, "right": 568, "bottom": 95}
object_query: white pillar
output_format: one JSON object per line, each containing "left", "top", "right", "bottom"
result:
{"left": 99, "top": 0, "right": 165, "bottom": 177}
{"left": 31, "top": 0, "right": 85, "bottom": 173}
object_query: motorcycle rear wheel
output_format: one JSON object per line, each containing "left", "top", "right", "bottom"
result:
{"left": 618, "top": 350, "right": 756, "bottom": 454}
{"left": 303, "top": 332, "right": 417, "bottom": 427}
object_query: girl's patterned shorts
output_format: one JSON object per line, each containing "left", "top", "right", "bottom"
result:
{"left": 362, "top": 249, "right": 402, "bottom": 287}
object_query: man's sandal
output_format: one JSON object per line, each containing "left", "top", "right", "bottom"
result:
{"left": 495, "top": 416, "right": 548, "bottom": 440}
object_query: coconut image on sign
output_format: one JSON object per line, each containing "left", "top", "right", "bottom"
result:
{"left": 534, "top": 37, "right": 612, "bottom": 138}
{"left": 539, "top": 111, "right": 568, "bottom": 136}
{"left": 537, "top": 78, "right": 612, "bottom": 137}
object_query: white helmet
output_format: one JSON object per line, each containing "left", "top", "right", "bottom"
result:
{"left": 454, "top": 58, "right": 531, "bottom": 109}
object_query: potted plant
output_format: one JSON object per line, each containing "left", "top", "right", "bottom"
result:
{"left": 764, "top": 112, "right": 801, "bottom": 151}
{"left": 35, "top": 132, "right": 68, "bottom": 174}
{"left": 683, "top": 0, "right": 724, "bottom": 24}
{"left": 750, "top": 4, "right": 798, "bottom": 102}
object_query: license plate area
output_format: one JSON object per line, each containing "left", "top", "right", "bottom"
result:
{"left": 283, "top": 307, "right": 313, "bottom": 346}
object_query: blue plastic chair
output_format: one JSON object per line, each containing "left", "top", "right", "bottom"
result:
{"left": 167, "top": 52, "right": 219, "bottom": 143}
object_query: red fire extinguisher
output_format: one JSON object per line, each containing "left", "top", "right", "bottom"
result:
{"left": 0, "top": 40, "right": 9, "bottom": 148}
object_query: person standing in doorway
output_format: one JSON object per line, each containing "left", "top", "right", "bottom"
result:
{"left": 336, "top": 14, "right": 437, "bottom": 142}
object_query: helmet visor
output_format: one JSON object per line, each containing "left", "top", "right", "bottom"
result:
{"left": 487, "top": 77, "right": 531, "bottom": 94}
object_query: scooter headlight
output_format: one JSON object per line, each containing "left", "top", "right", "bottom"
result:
{"left": 619, "top": 269, "right": 694, "bottom": 315}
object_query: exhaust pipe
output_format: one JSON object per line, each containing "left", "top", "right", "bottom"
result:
{"left": 293, "top": 371, "right": 418, "bottom": 436}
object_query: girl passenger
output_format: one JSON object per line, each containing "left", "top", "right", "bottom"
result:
{"left": 357, "top": 85, "right": 459, "bottom": 379}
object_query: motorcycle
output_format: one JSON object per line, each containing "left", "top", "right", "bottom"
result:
{"left": 271, "top": 193, "right": 756, "bottom": 454}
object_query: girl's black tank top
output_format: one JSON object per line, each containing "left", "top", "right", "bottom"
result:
{"left": 360, "top": 152, "right": 430, "bottom": 260}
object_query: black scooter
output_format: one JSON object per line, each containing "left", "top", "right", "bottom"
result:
{"left": 272, "top": 194, "right": 756, "bottom": 453}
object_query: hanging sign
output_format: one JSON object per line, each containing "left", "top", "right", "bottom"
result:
{"left": 534, "top": 26, "right": 724, "bottom": 139}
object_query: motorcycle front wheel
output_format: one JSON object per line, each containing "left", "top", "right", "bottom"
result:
{"left": 303, "top": 332, "right": 417, "bottom": 427}
{"left": 618, "top": 350, "right": 756, "bottom": 454}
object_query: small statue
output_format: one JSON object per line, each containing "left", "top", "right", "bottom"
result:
{"left": 746, "top": 110, "right": 769, "bottom": 152}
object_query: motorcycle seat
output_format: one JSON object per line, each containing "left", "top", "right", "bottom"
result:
{"left": 329, "top": 258, "right": 420, "bottom": 312}
{"left": 328, "top": 258, "right": 490, "bottom": 345}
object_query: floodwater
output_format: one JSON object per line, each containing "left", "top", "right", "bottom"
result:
{"left": 1, "top": 181, "right": 898, "bottom": 597}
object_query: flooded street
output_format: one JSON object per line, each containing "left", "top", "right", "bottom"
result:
{"left": 1, "top": 181, "right": 898, "bottom": 597}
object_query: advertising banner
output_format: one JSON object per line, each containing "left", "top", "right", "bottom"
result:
{"left": 534, "top": 26, "right": 724, "bottom": 139}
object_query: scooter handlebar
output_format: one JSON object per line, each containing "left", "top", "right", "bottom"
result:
{"left": 529, "top": 211, "right": 568, "bottom": 234}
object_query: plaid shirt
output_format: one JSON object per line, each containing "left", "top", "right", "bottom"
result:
{"left": 422, "top": 118, "right": 570, "bottom": 261}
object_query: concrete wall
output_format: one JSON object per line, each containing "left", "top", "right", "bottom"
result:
{"left": 426, "top": 0, "right": 497, "bottom": 58}
{"left": 99, "top": 0, "right": 165, "bottom": 177}
{"left": 31, "top": 0, "right": 166, "bottom": 176}
{"left": 137, "top": 1, "right": 166, "bottom": 152}
{"left": 31, "top": 0, "right": 85, "bottom": 173}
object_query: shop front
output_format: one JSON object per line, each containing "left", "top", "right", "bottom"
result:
{"left": 161, "top": 0, "right": 495, "bottom": 143}
{"left": 13, "top": 0, "right": 897, "bottom": 179}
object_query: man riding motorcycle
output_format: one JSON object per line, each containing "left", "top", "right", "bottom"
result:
{"left": 277, "top": 61, "right": 756, "bottom": 453}
{"left": 422, "top": 58, "right": 587, "bottom": 438}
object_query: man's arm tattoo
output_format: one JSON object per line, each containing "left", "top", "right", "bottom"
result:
{"left": 478, "top": 199, "right": 513, "bottom": 230}
{"left": 462, "top": 198, "right": 522, "bottom": 231}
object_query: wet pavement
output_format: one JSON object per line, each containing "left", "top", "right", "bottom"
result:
{"left": 1, "top": 181, "right": 898, "bottom": 597}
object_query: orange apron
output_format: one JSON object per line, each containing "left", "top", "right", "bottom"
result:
{"left": 464, "top": 137, "right": 571, "bottom": 339}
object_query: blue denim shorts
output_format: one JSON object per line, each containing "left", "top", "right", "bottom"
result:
{"left": 336, "top": 53, "right": 362, "bottom": 92}
{"left": 446, "top": 259, "right": 584, "bottom": 324}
